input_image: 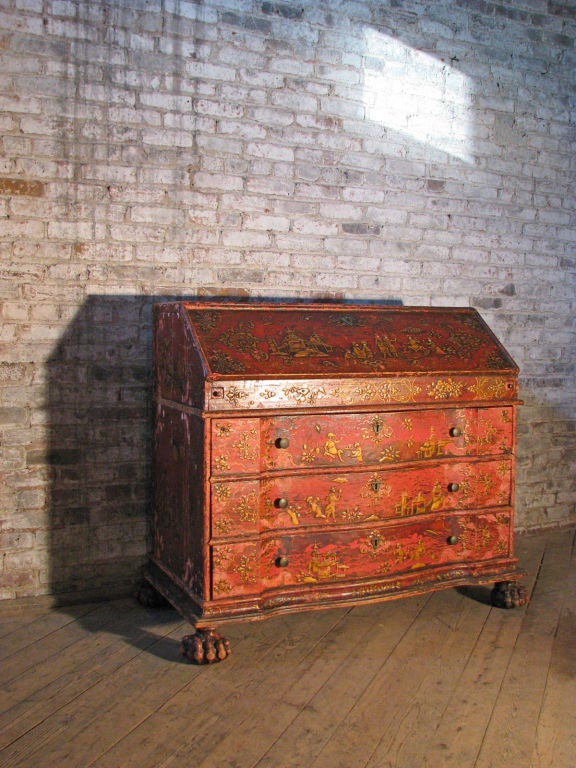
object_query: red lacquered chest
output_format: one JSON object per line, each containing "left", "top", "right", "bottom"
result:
{"left": 143, "top": 302, "right": 526, "bottom": 663}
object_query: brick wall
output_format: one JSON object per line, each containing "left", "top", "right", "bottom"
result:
{"left": 0, "top": 0, "right": 574, "bottom": 600}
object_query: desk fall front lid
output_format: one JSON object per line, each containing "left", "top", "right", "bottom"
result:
{"left": 154, "top": 302, "right": 519, "bottom": 411}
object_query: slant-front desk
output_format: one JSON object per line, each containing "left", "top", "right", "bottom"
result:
{"left": 143, "top": 302, "right": 526, "bottom": 663}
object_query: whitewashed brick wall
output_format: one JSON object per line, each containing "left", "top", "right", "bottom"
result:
{"left": 0, "top": 0, "right": 574, "bottom": 600}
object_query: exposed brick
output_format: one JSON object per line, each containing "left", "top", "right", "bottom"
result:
{"left": 0, "top": 0, "right": 573, "bottom": 605}
{"left": 0, "top": 178, "right": 45, "bottom": 197}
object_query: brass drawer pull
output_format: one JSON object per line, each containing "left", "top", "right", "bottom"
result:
{"left": 275, "top": 437, "right": 290, "bottom": 449}
{"left": 274, "top": 497, "right": 289, "bottom": 509}
{"left": 447, "top": 535, "right": 459, "bottom": 545}
{"left": 449, "top": 426, "right": 462, "bottom": 438}
{"left": 276, "top": 556, "right": 289, "bottom": 568}
{"left": 448, "top": 482, "right": 460, "bottom": 493}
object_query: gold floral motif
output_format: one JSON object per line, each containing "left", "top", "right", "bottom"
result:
{"left": 214, "top": 456, "right": 230, "bottom": 472}
{"left": 301, "top": 444, "right": 320, "bottom": 464}
{"left": 218, "top": 321, "right": 260, "bottom": 356}
{"left": 213, "top": 482, "right": 231, "bottom": 501}
{"left": 477, "top": 417, "right": 498, "bottom": 446}
{"left": 352, "top": 379, "right": 421, "bottom": 403}
{"left": 214, "top": 517, "right": 232, "bottom": 535}
{"left": 282, "top": 385, "right": 326, "bottom": 405}
{"left": 477, "top": 473, "right": 496, "bottom": 495}
{"left": 468, "top": 377, "right": 508, "bottom": 400}
{"left": 190, "top": 310, "right": 219, "bottom": 332}
{"left": 427, "top": 378, "right": 463, "bottom": 400}
{"left": 259, "top": 389, "right": 277, "bottom": 400}
{"left": 379, "top": 446, "right": 400, "bottom": 463}
{"left": 232, "top": 553, "right": 257, "bottom": 584}
{"left": 215, "top": 422, "right": 232, "bottom": 438}
{"left": 340, "top": 506, "right": 364, "bottom": 522}
{"left": 213, "top": 579, "right": 233, "bottom": 594}
{"left": 495, "top": 537, "right": 508, "bottom": 555}
{"left": 233, "top": 429, "right": 258, "bottom": 461}
{"left": 213, "top": 547, "right": 231, "bottom": 566}
{"left": 235, "top": 493, "right": 258, "bottom": 523}
{"left": 458, "top": 480, "right": 472, "bottom": 501}
{"left": 225, "top": 385, "right": 249, "bottom": 407}
{"left": 459, "top": 523, "right": 493, "bottom": 551}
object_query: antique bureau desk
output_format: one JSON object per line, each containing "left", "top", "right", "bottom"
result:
{"left": 144, "top": 302, "right": 526, "bottom": 663}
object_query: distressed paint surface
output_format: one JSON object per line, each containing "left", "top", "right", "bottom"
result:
{"left": 150, "top": 302, "right": 522, "bottom": 631}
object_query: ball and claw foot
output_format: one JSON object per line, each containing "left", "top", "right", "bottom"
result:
{"left": 490, "top": 580, "right": 528, "bottom": 609}
{"left": 181, "top": 630, "right": 231, "bottom": 664}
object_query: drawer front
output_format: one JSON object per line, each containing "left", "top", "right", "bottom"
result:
{"left": 263, "top": 407, "right": 513, "bottom": 471}
{"left": 210, "top": 408, "right": 514, "bottom": 476}
{"left": 211, "top": 479, "right": 260, "bottom": 538}
{"left": 261, "top": 511, "right": 512, "bottom": 591}
{"left": 261, "top": 458, "right": 512, "bottom": 531}
{"left": 211, "top": 540, "right": 259, "bottom": 599}
{"left": 211, "top": 418, "right": 261, "bottom": 476}
{"left": 476, "top": 407, "right": 515, "bottom": 456}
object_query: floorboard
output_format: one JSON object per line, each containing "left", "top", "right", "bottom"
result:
{"left": 0, "top": 528, "right": 573, "bottom": 768}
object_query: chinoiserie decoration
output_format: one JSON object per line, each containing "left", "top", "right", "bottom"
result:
{"left": 143, "top": 302, "right": 527, "bottom": 663}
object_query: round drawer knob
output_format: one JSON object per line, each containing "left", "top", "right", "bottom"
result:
{"left": 274, "top": 497, "right": 289, "bottom": 509}
{"left": 448, "top": 482, "right": 460, "bottom": 493}
{"left": 276, "top": 556, "right": 289, "bottom": 568}
{"left": 449, "top": 427, "right": 462, "bottom": 438}
{"left": 447, "top": 535, "right": 459, "bottom": 546}
{"left": 275, "top": 437, "right": 290, "bottom": 449}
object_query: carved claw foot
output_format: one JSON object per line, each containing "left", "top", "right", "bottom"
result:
{"left": 490, "top": 580, "right": 528, "bottom": 609}
{"left": 181, "top": 630, "right": 231, "bottom": 664}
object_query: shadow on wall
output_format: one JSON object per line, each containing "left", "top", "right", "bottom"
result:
{"left": 46, "top": 295, "right": 164, "bottom": 603}
{"left": 46, "top": 294, "right": 402, "bottom": 603}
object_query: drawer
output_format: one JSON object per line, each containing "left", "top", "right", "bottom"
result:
{"left": 260, "top": 510, "right": 512, "bottom": 591}
{"left": 209, "top": 407, "right": 514, "bottom": 477}
{"left": 211, "top": 479, "right": 260, "bottom": 538}
{"left": 264, "top": 407, "right": 514, "bottom": 471}
{"left": 210, "top": 417, "right": 261, "bottom": 476}
{"left": 261, "top": 458, "right": 512, "bottom": 531}
{"left": 211, "top": 540, "right": 259, "bottom": 599}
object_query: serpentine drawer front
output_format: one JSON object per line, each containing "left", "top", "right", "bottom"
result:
{"left": 144, "top": 301, "right": 527, "bottom": 664}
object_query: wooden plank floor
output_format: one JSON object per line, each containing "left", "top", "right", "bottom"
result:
{"left": 0, "top": 527, "right": 574, "bottom": 768}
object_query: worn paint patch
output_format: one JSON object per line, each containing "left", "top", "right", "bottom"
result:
{"left": 0, "top": 178, "right": 45, "bottom": 197}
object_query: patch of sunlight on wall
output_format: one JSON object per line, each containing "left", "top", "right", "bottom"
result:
{"left": 363, "top": 29, "right": 473, "bottom": 164}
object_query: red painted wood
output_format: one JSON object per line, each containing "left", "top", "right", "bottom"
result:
{"left": 148, "top": 302, "right": 524, "bottom": 645}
